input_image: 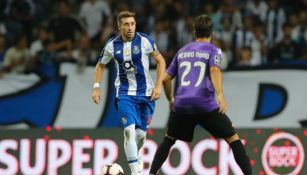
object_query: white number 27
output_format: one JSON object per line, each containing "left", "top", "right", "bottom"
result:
{"left": 179, "top": 61, "right": 206, "bottom": 87}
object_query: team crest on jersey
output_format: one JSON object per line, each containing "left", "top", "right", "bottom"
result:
{"left": 133, "top": 45, "right": 140, "bottom": 54}
{"left": 123, "top": 60, "right": 137, "bottom": 74}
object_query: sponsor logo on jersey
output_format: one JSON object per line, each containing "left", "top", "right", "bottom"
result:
{"left": 123, "top": 60, "right": 137, "bottom": 74}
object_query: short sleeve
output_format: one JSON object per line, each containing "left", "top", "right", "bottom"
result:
{"left": 98, "top": 43, "right": 113, "bottom": 64}
{"left": 166, "top": 53, "right": 178, "bottom": 77}
{"left": 209, "top": 47, "right": 223, "bottom": 69}
{"left": 142, "top": 34, "right": 159, "bottom": 56}
{"left": 148, "top": 43, "right": 160, "bottom": 57}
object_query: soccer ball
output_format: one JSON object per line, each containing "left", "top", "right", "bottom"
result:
{"left": 101, "top": 163, "right": 124, "bottom": 175}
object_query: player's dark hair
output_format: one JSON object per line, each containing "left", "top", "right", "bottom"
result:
{"left": 193, "top": 14, "right": 213, "bottom": 38}
{"left": 117, "top": 11, "right": 136, "bottom": 24}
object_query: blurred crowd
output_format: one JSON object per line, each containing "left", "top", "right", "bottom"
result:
{"left": 0, "top": 0, "right": 306, "bottom": 78}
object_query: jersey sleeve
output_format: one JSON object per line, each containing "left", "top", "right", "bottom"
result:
{"left": 166, "top": 53, "right": 178, "bottom": 77}
{"left": 98, "top": 43, "right": 113, "bottom": 64}
{"left": 144, "top": 36, "right": 160, "bottom": 57}
{"left": 209, "top": 47, "right": 223, "bottom": 69}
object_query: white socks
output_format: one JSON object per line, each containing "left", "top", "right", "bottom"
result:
{"left": 124, "top": 126, "right": 148, "bottom": 174}
{"left": 124, "top": 125, "right": 139, "bottom": 174}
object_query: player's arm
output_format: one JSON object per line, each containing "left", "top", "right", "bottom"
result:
{"left": 94, "top": 63, "right": 105, "bottom": 84}
{"left": 210, "top": 66, "right": 228, "bottom": 113}
{"left": 151, "top": 52, "right": 166, "bottom": 101}
{"left": 92, "top": 63, "right": 106, "bottom": 104}
{"left": 162, "top": 53, "right": 178, "bottom": 110}
{"left": 92, "top": 43, "right": 112, "bottom": 104}
{"left": 163, "top": 73, "right": 174, "bottom": 110}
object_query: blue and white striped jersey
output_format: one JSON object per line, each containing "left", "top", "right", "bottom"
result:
{"left": 98, "top": 32, "right": 159, "bottom": 97}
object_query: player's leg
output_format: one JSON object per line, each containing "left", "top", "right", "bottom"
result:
{"left": 137, "top": 97, "right": 155, "bottom": 173}
{"left": 199, "top": 110, "right": 252, "bottom": 175}
{"left": 149, "top": 113, "right": 196, "bottom": 175}
{"left": 123, "top": 124, "right": 139, "bottom": 174}
{"left": 135, "top": 128, "right": 146, "bottom": 174}
{"left": 137, "top": 97, "right": 155, "bottom": 152}
{"left": 149, "top": 134, "right": 176, "bottom": 175}
{"left": 135, "top": 128, "right": 146, "bottom": 153}
{"left": 116, "top": 97, "right": 140, "bottom": 175}
{"left": 225, "top": 133, "right": 252, "bottom": 175}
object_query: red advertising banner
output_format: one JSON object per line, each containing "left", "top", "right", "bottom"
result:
{"left": 0, "top": 128, "right": 306, "bottom": 175}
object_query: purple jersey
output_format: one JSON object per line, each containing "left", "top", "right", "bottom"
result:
{"left": 167, "top": 41, "right": 223, "bottom": 114}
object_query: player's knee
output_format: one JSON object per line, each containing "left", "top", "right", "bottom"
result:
{"left": 225, "top": 133, "right": 240, "bottom": 144}
{"left": 137, "top": 134, "right": 146, "bottom": 141}
{"left": 136, "top": 129, "right": 146, "bottom": 140}
{"left": 136, "top": 129, "right": 146, "bottom": 148}
{"left": 124, "top": 125, "right": 135, "bottom": 143}
{"left": 165, "top": 134, "right": 176, "bottom": 144}
{"left": 138, "top": 133, "right": 146, "bottom": 142}
{"left": 124, "top": 129, "right": 130, "bottom": 141}
{"left": 136, "top": 129, "right": 146, "bottom": 137}
{"left": 137, "top": 136, "right": 146, "bottom": 149}
{"left": 137, "top": 130, "right": 146, "bottom": 139}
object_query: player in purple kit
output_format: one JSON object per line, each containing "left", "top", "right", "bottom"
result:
{"left": 149, "top": 14, "right": 252, "bottom": 175}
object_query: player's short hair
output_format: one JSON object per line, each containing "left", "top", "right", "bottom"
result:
{"left": 117, "top": 11, "right": 136, "bottom": 24}
{"left": 193, "top": 14, "right": 213, "bottom": 38}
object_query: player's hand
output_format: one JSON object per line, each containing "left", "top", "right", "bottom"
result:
{"left": 92, "top": 88, "right": 101, "bottom": 104}
{"left": 217, "top": 94, "right": 228, "bottom": 114}
{"left": 151, "top": 85, "right": 161, "bottom": 101}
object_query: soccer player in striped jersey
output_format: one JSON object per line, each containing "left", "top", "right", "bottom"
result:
{"left": 149, "top": 14, "right": 252, "bottom": 175}
{"left": 92, "top": 11, "right": 166, "bottom": 175}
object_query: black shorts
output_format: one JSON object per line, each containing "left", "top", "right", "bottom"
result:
{"left": 166, "top": 109, "right": 237, "bottom": 142}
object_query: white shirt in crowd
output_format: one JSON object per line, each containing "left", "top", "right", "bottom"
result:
{"left": 79, "top": 0, "right": 111, "bottom": 39}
